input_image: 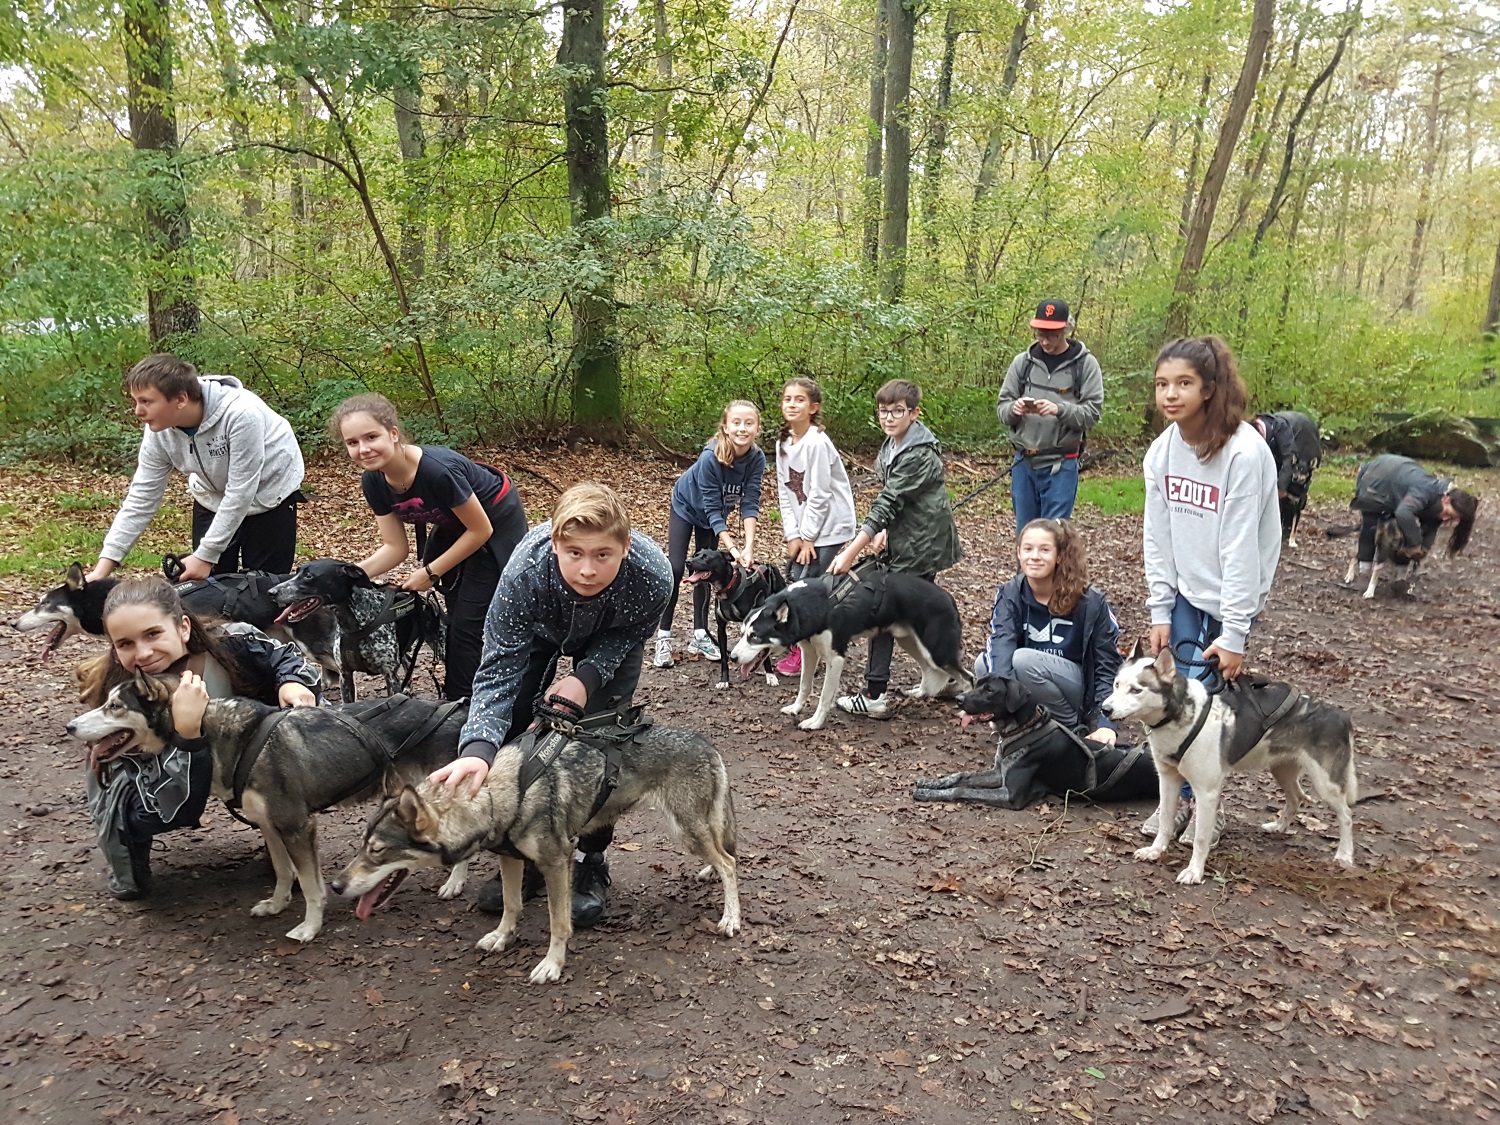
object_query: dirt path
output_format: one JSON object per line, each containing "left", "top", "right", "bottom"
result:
{"left": 1, "top": 451, "right": 1496, "bottom": 1124}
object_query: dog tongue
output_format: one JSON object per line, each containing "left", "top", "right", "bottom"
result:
{"left": 958, "top": 713, "right": 992, "bottom": 728}
{"left": 87, "top": 731, "right": 132, "bottom": 769}
{"left": 355, "top": 885, "right": 383, "bottom": 921}
{"left": 38, "top": 622, "right": 65, "bottom": 662}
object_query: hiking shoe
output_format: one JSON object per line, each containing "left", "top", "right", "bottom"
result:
{"left": 653, "top": 636, "right": 674, "bottom": 668}
{"left": 836, "top": 691, "right": 892, "bottom": 718}
{"left": 687, "top": 635, "right": 722, "bottom": 662}
{"left": 774, "top": 647, "right": 802, "bottom": 676}
{"left": 1141, "top": 801, "right": 1192, "bottom": 839}
{"left": 1179, "top": 805, "right": 1223, "bottom": 848}
{"left": 571, "top": 853, "right": 611, "bottom": 930}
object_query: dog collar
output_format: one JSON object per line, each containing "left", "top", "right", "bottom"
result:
{"left": 1165, "top": 704, "right": 1213, "bottom": 763}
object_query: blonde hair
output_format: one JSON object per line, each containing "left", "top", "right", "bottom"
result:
{"left": 1018, "top": 518, "right": 1088, "bottom": 617}
{"left": 551, "top": 482, "right": 632, "bottom": 547}
{"left": 712, "top": 400, "right": 761, "bottom": 466}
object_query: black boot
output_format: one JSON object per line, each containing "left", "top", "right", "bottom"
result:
{"left": 475, "top": 862, "right": 547, "bottom": 914}
{"left": 109, "top": 836, "right": 153, "bottom": 901}
{"left": 571, "top": 852, "right": 610, "bottom": 930}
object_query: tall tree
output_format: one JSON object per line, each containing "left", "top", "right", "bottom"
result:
{"left": 878, "top": 0, "right": 918, "bottom": 302}
{"left": 966, "top": 0, "right": 1038, "bottom": 284}
{"left": 1401, "top": 58, "right": 1444, "bottom": 311}
{"left": 121, "top": 0, "right": 199, "bottom": 341}
{"left": 1483, "top": 233, "right": 1500, "bottom": 383}
{"left": 390, "top": 2, "right": 427, "bottom": 281}
{"left": 920, "top": 6, "right": 960, "bottom": 257}
{"left": 862, "top": 0, "right": 889, "bottom": 271}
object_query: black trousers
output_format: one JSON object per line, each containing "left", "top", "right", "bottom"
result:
{"left": 192, "top": 497, "right": 299, "bottom": 575}
{"left": 439, "top": 499, "right": 529, "bottom": 701}
{"left": 661, "top": 514, "right": 716, "bottom": 632}
{"left": 865, "top": 571, "right": 937, "bottom": 691}
{"left": 121, "top": 751, "right": 214, "bottom": 843}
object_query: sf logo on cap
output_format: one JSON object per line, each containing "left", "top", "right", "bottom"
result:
{"left": 1045, "top": 304, "right": 1056, "bottom": 317}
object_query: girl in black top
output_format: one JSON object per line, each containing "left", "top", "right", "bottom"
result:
{"left": 331, "top": 393, "right": 529, "bottom": 700}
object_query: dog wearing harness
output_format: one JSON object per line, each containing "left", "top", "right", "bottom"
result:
{"left": 331, "top": 704, "right": 741, "bottom": 985}
{"left": 681, "top": 547, "right": 788, "bottom": 689}
{"left": 1102, "top": 643, "right": 1358, "bottom": 885}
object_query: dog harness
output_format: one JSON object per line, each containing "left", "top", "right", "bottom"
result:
{"left": 1154, "top": 675, "right": 1305, "bottom": 765}
{"left": 347, "top": 588, "right": 446, "bottom": 693}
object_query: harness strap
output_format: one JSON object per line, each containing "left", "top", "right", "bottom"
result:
{"left": 1089, "top": 741, "right": 1150, "bottom": 798}
{"left": 1258, "top": 690, "right": 1304, "bottom": 734}
{"left": 350, "top": 586, "right": 418, "bottom": 640}
{"left": 1165, "top": 702, "right": 1213, "bottom": 763}
{"left": 317, "top": 697, "right": 467, "bottom": 810}
{"left": 229, "top": 709, "right": 294, "bottom": 811}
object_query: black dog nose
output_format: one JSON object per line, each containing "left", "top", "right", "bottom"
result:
{"left": 330, "top": 878, "right": 347, "bottom": 896}
{"left": 65, "top": 722, "right": 77, "bottom": 736}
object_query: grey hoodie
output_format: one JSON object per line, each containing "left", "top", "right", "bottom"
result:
{"left": 101, "top": 376, "right": 305, "bottom": 565}
{"left": 996, "top": 341, "right": 1104, "bottom": 467}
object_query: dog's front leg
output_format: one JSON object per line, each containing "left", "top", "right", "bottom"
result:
{"left": 1362, "top": 562, "right": 1382, "bottom": 599}
{"left": 341, "top": 669, "right": 357, "bottom": 703}
{"left": 475, "top": 854, "right": 526, "bottom": 955}
{"left": 281, "top": 820, "right": 326, "bottom": 942}
{"left": 438, "top": 858, "right": 469, "bottom": 899}
{"left": 800, "top": 651, "right": 843, "bottom": 731}
{"left": 716, "top": 617, "right": 731, "bottom": 690}
{"left": 531, "top": 857, "right": 574, "bottom": 984}
{"left": 1175, "top": 785, "right": 1221, "bottom": 885}
{"left": 1134, "top": 766, "right": 1180, "bottom": 864}
{"left": 244, "top": 795, "right": 297, "bottom": 918}
{"left": 1286, "top": 510, "right": 1300, "bottom": 550}
{"left": 780, "top": 644, "right": 814, "bottom": 717}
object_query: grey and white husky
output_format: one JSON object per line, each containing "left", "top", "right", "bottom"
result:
{"left": 1101, "top": 646, "right": 1357, "bottom": 884}
{"left": 330, "top": 719, "right": 741, "bottom": 984}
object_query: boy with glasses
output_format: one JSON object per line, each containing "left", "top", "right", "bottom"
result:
{"left": 827, "top": 380, "right": 962, "bottom": 717}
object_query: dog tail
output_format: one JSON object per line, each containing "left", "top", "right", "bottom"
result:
{"left": 1323, "top": 523, "right": 1361, "bottom": 539}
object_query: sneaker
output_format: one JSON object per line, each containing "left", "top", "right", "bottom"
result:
{"left": 653, "top": 636, "right": 674, "bottom": 668}
{"left": 687, "top": 634, "right": 722, "bottom": 662}
{"left": 571, "top": 853, "right": 611, "bottom": 930}
{"left": 774, "top": 647, "right": 802, "bottom": 676}
{"left": 836, "top": 691, "right": 892, "bottom": 718}
{"left": 1178, "top": 806, "right": 1223, "bottom": 848}
{"left": 1141, "top": 800, "right": 1193, "bottom": 839}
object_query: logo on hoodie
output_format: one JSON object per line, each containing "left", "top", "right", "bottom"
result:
{"left": 1165, "top": 475, "right": 1220, "bottom": 513}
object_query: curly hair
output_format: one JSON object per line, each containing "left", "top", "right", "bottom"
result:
{"left": 1154, "top": 336, "right": 1249, "bottom": 463}
{"left": 1018, "top": 518, "right": 1088, "bottom": 617}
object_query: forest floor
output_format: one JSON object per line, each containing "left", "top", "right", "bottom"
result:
{"left": 0, "top": 446, "right": 1497, "bottom": 1125}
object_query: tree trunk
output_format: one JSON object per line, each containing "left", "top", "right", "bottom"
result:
{"left": 648, "top": 0, "right": 672, "bottom": 193}
{"left": 966, "top": 0, "right": 1037, "bottom": 284}
{"left": 203, "top": 0, "right": 262, "bottom": 275}
{"left": 920, "top": 7, "right": 959, "bottom": 256}
{"left": 1482, "top": 234, "right": 1500, "bottom": 383}
{"left": 390, "top": 3, "right": 426, "bottom": 281}
{"left": 560, "top": 0, "right": 621, "bottom": 431}
{"left": 1165, "top": 0, "right": 1275, "bottom": 339}
{"left": 878, "top": 0, "right": 917, "bottom": 303}
{"left": 1176, "top": 69, "right": 1212, "bottom": 248}
{"left": 1401, "top": 60, "right": 1443, "bottom": 312}
{"left": 122, "top": 0, "right": 199, "bottom": 342}
{"left": 862, "top": 0, "right": 888, "bottom": 272}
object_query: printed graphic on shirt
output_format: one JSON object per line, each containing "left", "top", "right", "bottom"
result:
{"left": 390, "top": 497, "right": 464, "bottom": 530}
{"left": 1026, "top": 618, "right": 1072, "bottom": 646}
{"left": 785, "top": 468, "right": 807, "bottom": 504}
{"left": 1165, "top": 475, "right": 1220, "bottom": 513}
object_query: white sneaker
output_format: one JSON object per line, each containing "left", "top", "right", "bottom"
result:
{"left": 1142, "top": 800, "right": 1193, "bottom": 838}
{"left": 687, "top": 634, "right": 722, "bottom": 661}
{"left": 1178, "top": 807, "right": 1223, "bottom": 848}
{"left": 836, "top": 692, "right": 892, "bottom": 718}
{"left": 653, "top": 636, "right": 674, "bottom": 668}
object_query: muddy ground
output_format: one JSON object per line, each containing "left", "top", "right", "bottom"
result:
{"left": 0, "top": 449, "right": 1496, "bottom": 1124}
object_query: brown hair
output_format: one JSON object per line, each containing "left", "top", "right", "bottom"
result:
{"left": 76, "top": 578, "right": 253, "bottom": 706}
{"left": 777, "top": 377, "right": 825, "bottom": 448}
{"left": 551, "top": 482, "right": 632, "bottom": 548}
{"left": 1154, "top": 336, "right": 1248, "bottom": 463}
{"left": 1446, "top": 487, "right": 1479, "bottom": 556}
{"left": 328, "top": 392, "right": 402, "bottom": 446}
{"left": 712, "top": 400, "right": 761, "bottom": 466}
{"left": 1018, "top": 518, "right": 1088, "bottom": 616}
{"left": 876, "top": 379, "right": 921, "bottom": 410}
{"left": 123, "top": 353, "right": 202, "bottom": 402}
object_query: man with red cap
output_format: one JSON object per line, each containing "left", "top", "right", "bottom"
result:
{"left": 996, "top": 298, "right": 1104, "bottom": 532}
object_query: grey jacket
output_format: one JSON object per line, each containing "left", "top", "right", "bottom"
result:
{"left": 101, "top": 375, "right": 305, "bottom": 565}
{"left": 996, "top": 342, "right": 1104, "bottom": 467}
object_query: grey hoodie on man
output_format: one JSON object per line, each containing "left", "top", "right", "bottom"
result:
{"left": 996, "top": 341, "right": 1104, "bottom": 468}
{"left": 100, "top": 375, "right": 305, "bottom": 566}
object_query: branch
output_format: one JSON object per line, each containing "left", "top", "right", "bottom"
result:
{"left": 708, "top": 0, "right": 802, "bottom": 197}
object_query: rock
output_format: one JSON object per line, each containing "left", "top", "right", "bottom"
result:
{"left": 1368, "top": 410, "right": 1499, "bottom": 467}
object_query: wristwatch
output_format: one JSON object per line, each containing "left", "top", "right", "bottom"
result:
{"left": 424, "top": 563, "right": 438, "bottom": 583}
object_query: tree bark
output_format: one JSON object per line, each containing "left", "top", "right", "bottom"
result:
{"left": 1165, "top": 0, "right": 1275, "bottom": 339}
{"left": 204, "top": 0, "right": 262, "bottom": 275}
{"left": 1482, "top": 235, "right": 1500, "bottom": 383}
{"left": 878, "top": 0, "right": 918, "bottom": 303}
{"left": 862, "top": 0, "right": 888, "bottom": 272}
{"left": 122, "top": 0, "right": 199, "bottom": 342}
{"left": 391, "top": 2, "right": 427, "bottom": 281}
{"left": 1176, "top": 69, "right": 1211, "bottom": 249}
{"left": 648, "top": 0, "right": 672, "bottom": 193}
{"left": 920, "top": 7, "right": 959, "bottom": 256}
{"left": 1401, "top": 59, "right": 1443, "bottom": 312}
{"left": 966, "top": 0, "right": 1037, "bottom": 284}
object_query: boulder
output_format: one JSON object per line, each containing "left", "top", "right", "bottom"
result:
{"left": 1368, "top": 410, "right": 1499, "bottom": 467}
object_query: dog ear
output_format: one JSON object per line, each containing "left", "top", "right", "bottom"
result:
{"left": 775, "top": 601, "right": 790, "bottom": 623}
{"left": 340, "top": 562, "right": 371, "bottom": 585}
{"left": 1152, "top": 647, "right": 1176, "bottom": 680}
{"left": 380, "top": 767, "right": 405, "bottom": 799}
{"left": 1127, "top": 636, "right": 1147, "bottom": 661}
{"left": 394, "top": 786, "right": 438, "bottom": 842}
{"left": 66, "top": 562, "right": 87, "bottom": 590}
{"left": 1005, "top": 678, "right": 1033, "bottom": 714}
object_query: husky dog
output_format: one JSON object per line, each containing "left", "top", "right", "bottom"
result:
{"left": 270, "top": 560, "right": 445, "bottom": 700}
{"left": 331, "top": 717, "right": 740, "bottom": 984}
{"left": 682, "top": 548, "right": 787, "bottom": 688}
{"left": 1101, "top": 647, "right": 1357, "bottom": 884}
{"left": 729, "top": 570, "right": 971, "bottom": 731}
{"left": 1342, "top": 517, "right": 1420, "bottom": 599}
{"left": 67, "top": 676, "right": 468, "bottom": 940}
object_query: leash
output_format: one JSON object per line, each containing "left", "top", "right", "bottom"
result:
{"left": 950, "top": 463, "right": 1014, "bottom": 512}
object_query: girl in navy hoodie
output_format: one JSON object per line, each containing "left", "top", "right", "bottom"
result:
{"left": 655, "top": 400, "right": 764, "bottom": 667}
{"left": 977, "top": 518, "right": 1122, "bottom": 743}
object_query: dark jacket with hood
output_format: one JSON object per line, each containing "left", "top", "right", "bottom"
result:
{"left": 1255, "top": 411, "right": 1321, "bottom": 497}
{"left": 861, "top": 419, "right": 962, "bottom": 574}
{"left": 1351, "top": 454, "right": 1451, "bottom": 551}
{"left": 996, "top": 341, "right": 1104, "bottom": 468}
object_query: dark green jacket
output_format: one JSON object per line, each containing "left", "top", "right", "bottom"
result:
{"left": 860, "top": 420, "right": 962, "bottom": 574}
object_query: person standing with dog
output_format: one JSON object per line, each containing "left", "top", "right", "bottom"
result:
{"left": 329, "top": 393, "right": 529, "bottom": 702}
{"left": 429, "top": 483, "right": 673, "bottom": 929}
{"left": 87, "top": 354, "right": 305, "bottom": 583}
{"left": 1142, "top": 336, "right": 1280, "bottom": 839}
{"left": 976, "top": 518, "right": 1123, "bottom": 744}
{"left": 1252, "top": 410, "right": 1322, "bottom": 545}
{"left": 655, "top": 400, "right": 766, "bottom": 669}
{"left": 1348, "top": 454, "right": 1479, "bottom": 576}
{"left": 997, "top": 299, "right": 1105, "bottom": 532}
{"left": 828, "top": 379, "right": 962, "bottom": 717}
{"left": 77, "top": 577, "right": 321, "bottom": 900}
{"left": 774, "top": 377, "right": 856, "bottom": 677}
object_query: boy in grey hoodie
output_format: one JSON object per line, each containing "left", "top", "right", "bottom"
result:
{"left": 87, "top": 354, "right": 305, "bottom": 582}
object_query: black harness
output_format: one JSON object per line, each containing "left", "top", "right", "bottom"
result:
{"left": 347, "top": 587, "right": 444, "bottom": 693}
{"left": 999, "top": 709, "right": 1151, "bottom": 798}
{"left": 1152, "top": 646, "right": 1305, "bottom": 764}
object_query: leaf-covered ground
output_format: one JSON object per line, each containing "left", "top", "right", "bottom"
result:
{"left": 1, "top": 448, "right": 1497, "bottom": 1124}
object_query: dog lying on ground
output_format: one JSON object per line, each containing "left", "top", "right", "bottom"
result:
{"left": 682, "top": 548, "right": 787, "bottom": 688}
{"left": 15, "top": 563, "right": 340, "bottom": 675}
{"left": 330, "top": 710, "right": 740, "bottom": 984}
{"left": 913, "top": 675, "right": 1157, "bottom": 809}
{"left": 729, "top": 568, "right": 971, "bottom": 731}
{"left": 1337, "top": 518, "right": 1421, "bottom": 598}
{"left": 270, "top": 560, "right": 446, "bottom": 701}
{"left": 1101, "top": 645, "right": 1357, "bottom": 885}
{"left": 66, "top": 677, "right": 469, "bottom": 941}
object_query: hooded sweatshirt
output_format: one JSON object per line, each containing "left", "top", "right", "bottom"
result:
{"left": 862, "top": 419, "right": 962, "bottom": 574}
{"left": 670, "top": 442, "right": 766, "bottom": 534}
{"left": 1350, "top": 454, "right": 1451, "bottom": 551}
{"left": 996, "top": 340, "right": 1104, "bottom": 467}
{"left": 776, "top": 427, "right": 856, "bottom": 547}
{"left": 101, "top": 376, "right": 305, "bottom": 565}
{"left": 1143, "top": 421, "right": 1280, "bottom": 654}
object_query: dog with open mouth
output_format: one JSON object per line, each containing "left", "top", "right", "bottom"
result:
{"left": 681, "top": 548, "right": 787, "bottom": 688}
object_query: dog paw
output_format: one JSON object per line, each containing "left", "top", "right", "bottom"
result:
{"left": 285, "top": 920, "right": 322, "bottom": 943}
{"left": 529, "top": 958, "right": 564, "bottom": 985}
{"left": 437, "top": 874, "right": 466, "bottom": 899}
{"left": 797, "top": 716, "right": 826, "bottom": 731}
{"left": 902, "top": 685, "right": 926, "bottom": 698}
{"left": 780, "top": 703, "right": 804, "bottom": 716}
{"left": 764, "top": 673, "right": 779, "bottom": 687}
{"left": 1134, "top": 846, "right": 1165, "bottom": 862}
{"left": 1334, "top": 850, "right": 1356, "bottom": 870}
{"left": 251, "top": 895, "right": 289, "bottom": 917}
{"left": 717, "top": 913, "right": 742, "bottom": 937}
{"left": 1175, "top": 867, "right": 1206, "bottom": 885}
{"left": 1361, "top": 588, "right": 1375, "bottom": 600}
{"left": 694, "top": 864, "right": 715, "bottom": 882}
{"left": 476, "top": 929, "right": 515, "bottom": 954}
{"left": 1260, "top": 819, "right": 1290, "bottom": 834}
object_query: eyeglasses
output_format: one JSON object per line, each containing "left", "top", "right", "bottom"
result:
{"left": 876, "top": 406, "right": 910, "bottom": 419}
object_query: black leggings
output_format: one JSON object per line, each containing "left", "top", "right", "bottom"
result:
{"left": 439, "top": 496, "right": 530, "bottom": 701}
{"left": 865, "top": 571, "right": 937, "bottom": 693}
{"left": 661, "top": 514, "right": 715, "bottom": 633}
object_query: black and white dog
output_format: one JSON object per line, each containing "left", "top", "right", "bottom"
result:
{"left": 270, "top": 560, "right": 446, "bottom": 701}
{"left": 682, "top": 548, "right": 787, "bottom": 688}
{"left": 1102, "top": 645, "right": 1357, "bottom": 885}
{"left": 729, "top": 568, "right": 971, "bottom": 731}
{"left": 1255, "top": 410, "right": 1322, "bottom": 548}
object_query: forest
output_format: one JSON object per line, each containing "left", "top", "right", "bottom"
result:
{"left": 1, "top": 0, "right": 1497, "bottom": 457}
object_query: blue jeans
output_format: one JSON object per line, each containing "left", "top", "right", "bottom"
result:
{"left": 1166, "top": 594, "right": 1254, "bottom": 800}
{"left": 1011, "top": 456, "right": 1080, "bottom": 533}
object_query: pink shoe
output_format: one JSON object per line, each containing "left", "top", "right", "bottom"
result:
{"left": 775, "top": 648, "right": 802, "bottom": 676}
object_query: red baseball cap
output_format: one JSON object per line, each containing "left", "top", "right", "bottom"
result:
{"left": 1029, "top": 299, "right": 1071, "bottom": 330}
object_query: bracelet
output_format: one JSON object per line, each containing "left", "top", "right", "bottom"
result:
{"left": 424, "top": 563, "right": 438, "bottom": 583}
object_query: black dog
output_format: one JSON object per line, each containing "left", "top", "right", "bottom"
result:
{"left": 270, "top": 560, "right": 445, "bottom": 701}
{"left": 682, "top": 548, "right": 788, "bottom": 688}
{"left": 1256, "top": 410, "right": 1322, "bottom": 548}
{"left": 912, "top": 675, "right": 1157, "bottom": 810}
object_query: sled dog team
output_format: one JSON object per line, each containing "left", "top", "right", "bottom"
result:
{"left": 23, "top": 335, "right": 1484, "bottom": 983}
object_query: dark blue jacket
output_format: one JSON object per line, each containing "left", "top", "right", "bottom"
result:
{"left": 670, "top": 443, "right": 765, "bottom": 534}
{"left": 1351, "top": 454, "right": 1451, "bottom": 551}
{"left": 982, "top": 576, "right": 1122, "bottom": 731}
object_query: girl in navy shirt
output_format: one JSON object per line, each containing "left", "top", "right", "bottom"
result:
{"left": 655, "top": 399, "right": 764, "bottom": 667}
{"left": 331, "top": 394, "right": 528, "bottom": 700}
